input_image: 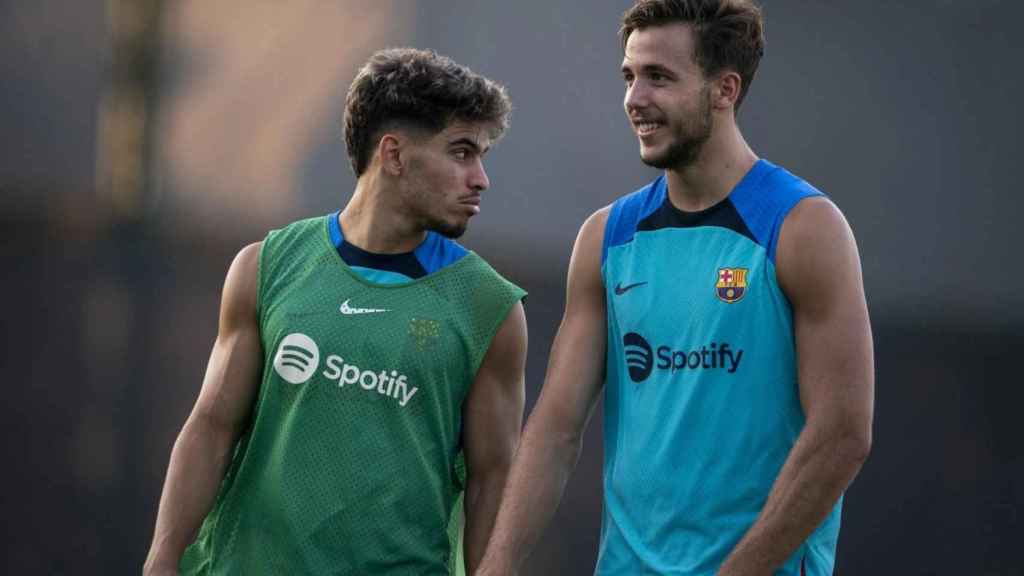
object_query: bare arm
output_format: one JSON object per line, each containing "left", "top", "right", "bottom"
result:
{"left": 476, "top": 208, "right": 610, "bottom": 576}
{"left": 143, "top": 242, "right": 264, "bottom": 575}
{"left": 462, "top": 301, "right": 528, "bottom": 573}
{"left": 718, "top": 198, "right": 874, "bottom": 575}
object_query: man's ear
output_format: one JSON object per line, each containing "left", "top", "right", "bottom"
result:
{"left": 377, "top": 133, "right": 404, "bottom": 176}
{"left": 712, "top": 70, "right": 742, "bottom": 111}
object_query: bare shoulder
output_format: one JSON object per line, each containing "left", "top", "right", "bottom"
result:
{"left": 569, "top": 205, "right": 613, "bottom": 276}
{"left": 221, "top": 241, "right": 263, "bottom": 326}
{"left": 231, "top": 241, "right": 263, "bottom": 280}
{"left": 776, "top": 196, "right": 865, "bottom": 310}
{"left": 488, "top": 300, "right": 528, "bottom": 359}
{"left": 193, "top": 241, "right": 266, "bottom": 428}
{"left": 780, "top": 196, "right": 855, "bottom": 249}
{"left": 577, "top": 205, "right": 612, "bottom": 245}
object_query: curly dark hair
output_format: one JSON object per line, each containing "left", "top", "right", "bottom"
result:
{"left": 621, "top": 0, "right": 765, "bottom": 110}
{"left": 343, "top": 48, "right": 512, "bottom": 176}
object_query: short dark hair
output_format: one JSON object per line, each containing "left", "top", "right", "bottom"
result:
{"left": 343, "top": 48, "right": 512, "bottom": 176}
{"left": 620, "top": 0, "right": 765, "bottom": 110}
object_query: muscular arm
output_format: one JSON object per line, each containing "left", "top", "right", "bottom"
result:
{"left": 476, "top": 208, "right": 610, "bottom": 576}
{"left": 462, "top": 301, "right": 528, "bottom": 573}
{"left": 143, "top": 242, "right": 264, "bottom": 575}
{"left": 718, "top": 198, "right": 874, "bottom": 575}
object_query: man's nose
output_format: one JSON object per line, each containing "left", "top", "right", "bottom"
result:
{"left": 624, "top": 80, "right": 649, "bottom": 113}
{"left": 469, "top": 160, "right": 489, "bottom": 192}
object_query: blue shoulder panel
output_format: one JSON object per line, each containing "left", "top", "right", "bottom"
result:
{"left": 328, "top": 210, "right": 344, "bottom": 249}
{"left": 729, "top": 160, "right": 825, "bottom": 263}
{"left": 602, "top": 175, "right": 666, "bottom": 265}
{"left": 414, "top": 232, "right": 469, "bottom": 274}
{"left": 328, "top": 212, "right": 467, "bottom": 281}
{"left": 348, "top": 266, "right": 416, "bottom": 284}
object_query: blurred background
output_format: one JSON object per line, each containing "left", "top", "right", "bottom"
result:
{"left": 2, "top": 0, "right": 1021, "bottom": 574}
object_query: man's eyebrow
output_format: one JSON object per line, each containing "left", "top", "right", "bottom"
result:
{"left": 623, "top": 63, "right": 675, "bottom": 76}
{"left": 449, "top": 138, "right": 488, "bottom": 153}
{"left": 618, "top": 58, "right": 675, "bottom": 72}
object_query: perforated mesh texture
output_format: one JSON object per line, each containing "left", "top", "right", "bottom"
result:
{"left": 181, "top": 216, "right": 524, "bottom": 575}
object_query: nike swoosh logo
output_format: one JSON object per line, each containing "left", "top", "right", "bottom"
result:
{"left": 339, "top": 298, "right": 390, "bottom": 315}
{"left": 614, "top": 281, "right": 647, "bottom": 295}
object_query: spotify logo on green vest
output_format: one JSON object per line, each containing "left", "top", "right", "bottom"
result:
{"left": 273, "top": 333, "right": 320, "bottom": 384}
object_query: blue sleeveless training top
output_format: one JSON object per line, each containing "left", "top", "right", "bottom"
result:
{"left": 597, "top": 159, "right": 841, "bottom": 575}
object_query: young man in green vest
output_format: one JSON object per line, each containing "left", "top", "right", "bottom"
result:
{"left": 144, "top": 48, "right": 527, "bottom": 576}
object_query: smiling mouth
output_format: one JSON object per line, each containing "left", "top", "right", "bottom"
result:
{"left": 634, "top": 121, "right": 662, "bottom": 136}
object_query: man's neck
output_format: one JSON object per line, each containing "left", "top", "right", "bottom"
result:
{"left": 339, "top": 175, "right": 426, "bottom": 254}
{"left": 664, "top": 124, "right": 758, "bottom": 212}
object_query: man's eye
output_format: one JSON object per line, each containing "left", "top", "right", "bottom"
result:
{"left": 650, "top": 73, "right": 665, "bottom": 82}
{"left": 453, "top": 149, "right": 468, "bottom": 160}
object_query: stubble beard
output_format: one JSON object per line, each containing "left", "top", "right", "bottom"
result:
{"left": 413, "top": 191, "right": 467, "bottom": 239}
{"left": 641, "top": 86, "right": 713, "bottom": 170}
{"left": 410, "top": 199, "right": 467, "bottom": 239}
{"left": 427, "top": 217, "right": 467, "bottom": 239}
{"left": 403, "top": 160, "right": 469, "bottom": 239}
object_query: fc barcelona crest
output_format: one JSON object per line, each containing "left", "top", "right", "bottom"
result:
{"left": 409, "top": 317, "right": 441, "bottom": 350}
{"left": 716, "top": 267, "right": 748, "bottom": 303}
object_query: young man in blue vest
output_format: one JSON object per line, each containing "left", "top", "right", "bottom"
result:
{"left": 479, "top": 1, "right": 874, "bottom": 574}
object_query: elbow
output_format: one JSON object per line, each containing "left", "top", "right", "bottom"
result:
{"left": 808, "top": 411, "right": 872, "bottom": 472}
{"left": 474, "top": 454, "right": 516, "bottom": 487}
{"left": 180, "top": 411, "right": 240, "bottom": 456}
{"left": 551, "top": 426, "right": 586, "bottom": 469}
{"left": 836, "top": 422, "right": 872, "bottom": 471}
{"left": 466, "top": 443, "right": 517, "bottom": 490}
{"left": 848, "top": 430, "right": 872, "bottom": 465}
{"left": 517, "top": 419, "right": 583, "bottom": 473}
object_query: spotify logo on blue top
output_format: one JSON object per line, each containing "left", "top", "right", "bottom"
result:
{"left": 623, "top": 332, "right": 744, "bottom": 383}
{"left": 624, "top": 332, "right": 654, "bottom": 383}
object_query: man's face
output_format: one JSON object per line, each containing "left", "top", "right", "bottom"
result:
{"left": 622, "top": 23, "right": 713, "bottom": 170}
{"left": 400, "top": 121, "right": 493, "bottom": 239}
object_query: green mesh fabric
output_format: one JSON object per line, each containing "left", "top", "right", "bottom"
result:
{"left": 447, "top": 456, "right": 466, "bottom": 576}
{"left": 180, "top": 216, "right": 524, "bottom": 575}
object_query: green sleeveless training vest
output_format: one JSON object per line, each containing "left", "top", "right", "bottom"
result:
{"left": 180, "top": 215, "right": 525, "bottom": 575}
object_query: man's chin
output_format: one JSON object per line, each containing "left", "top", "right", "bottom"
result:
{"left": 639, "top": 147, "right": 672, "bottom": 170}
{"left": 640, "top": 139, "right": 705, "bottom": 170}
{"left": 431, "top": 221, "right": 467, "bottom": 239}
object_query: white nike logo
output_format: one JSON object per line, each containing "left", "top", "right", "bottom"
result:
{"left": 339, "top": 299, "right": 391, "bottom": 315}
